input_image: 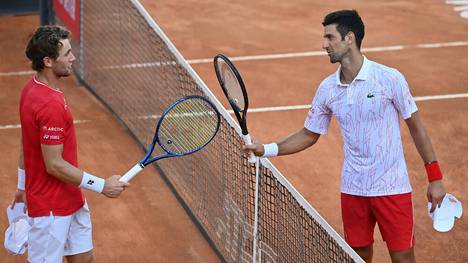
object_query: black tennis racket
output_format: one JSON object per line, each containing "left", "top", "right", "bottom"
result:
{"left": 214, "top": 54, "right": 256, "bottom": 163}
{"left": 120, "top": 95, "right": 221, "bottom": 183}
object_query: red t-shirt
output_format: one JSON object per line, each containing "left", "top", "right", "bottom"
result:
{"left": 20, "top": 76, "right": 84, "bottom": 217}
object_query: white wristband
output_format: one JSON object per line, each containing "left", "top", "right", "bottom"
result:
{"left": 262, "top": 143, "right": 279, "bottom": 157}
{"left": 80, "top": 172, "right": 105, "bottom": 193}
{"left": 18, "top": 168, "right": 26, "bottom": 191}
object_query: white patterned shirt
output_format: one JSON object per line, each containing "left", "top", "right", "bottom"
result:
{"left": 304, "top": 57, "right": 418, "bottom": 196}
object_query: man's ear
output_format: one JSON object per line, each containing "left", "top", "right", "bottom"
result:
{"left": 43, "top": 56, "right": 53, "bottom": 68}
{"left": 346, "top": 31, "right": 355, "bottom": 46}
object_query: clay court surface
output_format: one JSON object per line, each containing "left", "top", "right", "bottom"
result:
{"left": 1, "top": 0, "right": 467, "bottom": 262}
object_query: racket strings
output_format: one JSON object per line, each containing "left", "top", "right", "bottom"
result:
{"left": 158, "top": 98, "right": 219, "bottom": 154}
{"left": 219, "top": 62, "right": 246, "bottom": 111}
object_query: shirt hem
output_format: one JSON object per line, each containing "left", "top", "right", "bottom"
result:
{"left": 304, "top": 125, "right": 327, "bottom": 135}
{"left": 402, "top": 108, "right": 418, "bottom": 120}
{"left": 27, "top": 200, "right": 85, "bottom": 217}
{"left": 341, "top": 188, "right": 412, "bottom": 197}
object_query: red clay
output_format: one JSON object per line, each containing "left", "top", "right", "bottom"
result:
{"left": 1, "top": 1, "right": 467, "bottom": 262}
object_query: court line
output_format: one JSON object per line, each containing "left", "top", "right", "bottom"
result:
{"left": 0, "top": 70, "right": 36, "bottom": 76}
{"left": 454, "top": 5, "right": 468, "bottom": 11}
{"left": 187, "top": 41, "right": 468, "bottom": 64}
{"left": 236, "top": 93, "right": 468, "bottom": 113}
{"left": 446, "top": 0, "right": 468, "bottom": 4}
{"left": 1, "top": 40, "right": 468, "bottom": 76}
{"left": 1, "top": 93, "right": 467, "bottom": 130}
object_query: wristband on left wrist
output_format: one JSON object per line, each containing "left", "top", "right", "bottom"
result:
{"left": 18, "top": 168, "right": 25, "bottom": 191}
{"left": 80, "top": 172, "right": 105, "bottom": 193}
{"left": 425, "top": 161, "right": 443, "bottom": 182}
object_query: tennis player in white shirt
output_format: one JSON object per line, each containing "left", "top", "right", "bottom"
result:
{"left": 244, "top": 9, "right": 446, "bottom": 263}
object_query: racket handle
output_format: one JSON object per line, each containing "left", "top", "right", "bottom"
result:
{"left": 242, "top": 134, "right": 257, "bottom": 163}
{"left": 120, "top": 163, "right": 144, "bottom": 183}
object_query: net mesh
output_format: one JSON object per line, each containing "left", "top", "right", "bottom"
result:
{"left": 54, "top": 0, "right": 361, "bottom": 262}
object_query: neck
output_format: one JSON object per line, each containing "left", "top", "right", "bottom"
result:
{"left": 36, "top": 70, "right": 60, "bottom": 90}
{"left": 339, "top": 50, "right": 364, "bottom": 84}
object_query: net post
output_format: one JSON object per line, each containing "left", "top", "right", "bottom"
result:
{"left": 252, "top": 158, "right": 261, "bottom": 263}
{"left": 78, "top": 0, "right": 84, "bottom": 80}
{"left": 39, "top": 0, "right": 54, "bottom": 25}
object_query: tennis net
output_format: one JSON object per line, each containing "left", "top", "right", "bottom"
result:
{"left": 52, "top": 0, "right": 363, "bottom": 262}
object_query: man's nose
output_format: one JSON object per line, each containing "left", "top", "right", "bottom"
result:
{"left": 322, "top": 39, "right": 329, "bottom": 50}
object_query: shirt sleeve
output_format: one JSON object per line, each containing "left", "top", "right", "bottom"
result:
{"left": 304, "top": 85, "right": 332, "bottom": 134}
{"left": 389, "top": 69, "right": 418, "bottom": 119}
{"left": 36, "top": 101, "right": 67, "bottom": 145}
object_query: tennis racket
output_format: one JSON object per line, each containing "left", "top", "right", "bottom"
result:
{"left": 214, "top": 54, "right": 256, "bottom": 163}
{"left": 119, "top": 95, "right": 221, "bottom": 183}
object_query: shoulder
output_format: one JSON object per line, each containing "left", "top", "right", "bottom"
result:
{"left": 20, "top": 77, "right": 37, "bottom": 99}
{"left": 23, "top": 77, "right": 63, "bottom": 98}
{"left": 39, "top": 99, "right": 66, "bottom": 114}
{"left": 317, "top": 73, "right": 336, "bottom": 92}
{"left": 371, "top": 61, "right": 406, "bottom": 82}
{"left": 311, "top": 74, "right": 336, "bottom": 104}
{"left": 20, "top": 77, "right": 53, "bottom": 112}
{"left": 320, "top": 72, "right": 336, "bottom": 87}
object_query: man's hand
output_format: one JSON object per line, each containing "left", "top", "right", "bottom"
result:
{"left": 102, "top": 175, "right": 130, "bottom": 198}
{"left": 427, "top": 180, "right": 446, "bottom": 213}
{"left": 243, "top": 143, "right": 264, "bottom": 157}
{"left": 11, "top": 190, "right": 26, "bottom": 210}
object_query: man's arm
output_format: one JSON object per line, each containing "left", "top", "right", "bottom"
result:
{"left": 243, "top": 127, "right": 320, "bottom": 157}
{"left": 19, "top": 131, "right": 24, "bottom": 170}
{"left": 405, "top": 111, "right": 437, "bottom": 163}
{"left": 405, "top": 111, "right": 446, "bottom": 212}
{"left": 12, "top": 132, "right": 26, "bottom": 208}
{"left": 41, "top": 144, "right": 129, "bottom": 198}
{"left": 41, "top": 144, "right": 86, "bottom": 185}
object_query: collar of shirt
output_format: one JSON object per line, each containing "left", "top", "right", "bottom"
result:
{"left": 334, "top": 56, "right": 371, "bottom": 88}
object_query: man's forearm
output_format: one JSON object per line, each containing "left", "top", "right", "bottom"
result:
{"left": 405, "top": 112, "right": 443, "bottom": 182}
{"left": 19, "top": 131, "right": 24, "bottom": 169}
{"left": 44, "top": 158, "right": 84, "bottom": 185}
{"left": 410, "top": 127, "right": 437, "bottom": 163}
{"left": 406, "top": 112, "right": 437, "bottom": 163}
{"left": 277, "top": 128, "right": 320, "bottom": 155}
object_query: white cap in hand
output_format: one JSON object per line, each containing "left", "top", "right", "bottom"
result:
{"left": 428, "top": 193, "right": 463, "bottom": 232}
{"left": 4, "top": 203, "right": 30, "bottom": 255}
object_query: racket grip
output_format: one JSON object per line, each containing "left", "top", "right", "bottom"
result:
{"left": 242, "top": 134, "right": 257, "bottom": 163}
{"left": 120, "top": 163, "right": 144, "bottom": 183}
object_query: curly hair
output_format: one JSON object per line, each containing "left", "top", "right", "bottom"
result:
{"left": 25, "top": 25, "right": 71, "bottom": 71}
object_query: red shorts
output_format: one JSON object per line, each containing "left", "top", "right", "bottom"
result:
{"left": 341, "top": 192, "right": 415, "bottom": 251}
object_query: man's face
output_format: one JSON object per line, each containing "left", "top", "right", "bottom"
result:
{"left": 322, "top": 24, "right": 349, "bottom": 63}
{"left": 51, "top": 39, "right": 75, "bottom": 77}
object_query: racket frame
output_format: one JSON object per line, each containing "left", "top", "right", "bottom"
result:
{"left": 213, "top": 54, "right": 249, "bottom": 135}
{"left": 214, "top": 54, "right": 257, "bottom": 163}
{"left": 120, "top": 95, "right": 220, "bottom": 183}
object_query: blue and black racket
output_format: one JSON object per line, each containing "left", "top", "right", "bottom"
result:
{"left": 120, "top": 95, "right": 221, "bottom": 183}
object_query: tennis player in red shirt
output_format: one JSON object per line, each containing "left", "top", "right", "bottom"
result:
{"left": 11, "top": 25, "right": 129, "bottom": 263}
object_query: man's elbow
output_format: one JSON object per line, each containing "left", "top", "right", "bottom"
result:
{"left": 304, "top": 129, "right": 320, "bottom": 147}
{"left": 44, "top": 160, "right": 66, "bottom": 177}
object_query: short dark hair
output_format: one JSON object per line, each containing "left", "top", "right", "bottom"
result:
{"left": 322, "top": 10, "right": 365, "bottom": 49}
{"left": 25, "top": 25, "right": 70, "bottom": 71}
